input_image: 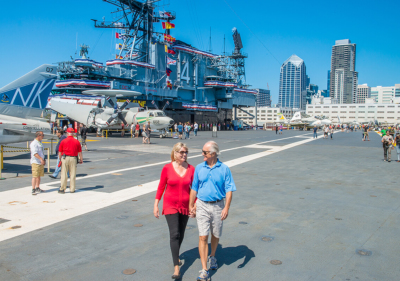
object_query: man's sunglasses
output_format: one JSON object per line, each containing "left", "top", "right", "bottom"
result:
{"left": 202, "top": 150, "right": 211, "bottom": 155}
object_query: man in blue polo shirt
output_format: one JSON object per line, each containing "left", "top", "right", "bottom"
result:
{"left": 189, "top": 141, "right": 236, "bottom": 281}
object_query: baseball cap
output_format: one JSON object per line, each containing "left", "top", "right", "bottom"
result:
{"left": 66, "top": 128, "right": 75, "bottom": 133}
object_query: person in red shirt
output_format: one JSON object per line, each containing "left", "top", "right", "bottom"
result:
{"left": 154, "top": 142, "right": 195, "bottom": 280}
{"left": 135, "top": 123, "right": 140, "bottom": 138}
{"left": 58, "top": 128, "right": 83, "bottom": 194}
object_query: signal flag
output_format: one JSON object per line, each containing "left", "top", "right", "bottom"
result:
{"left": 162, "top": 22, "right": 175, "bottom": 29}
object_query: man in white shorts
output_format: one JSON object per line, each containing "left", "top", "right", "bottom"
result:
{"left": 189, "top": 141, "right": 236, "bottom": 281}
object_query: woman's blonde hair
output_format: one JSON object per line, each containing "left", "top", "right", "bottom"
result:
{"left": 171, "top": 142, "right": 189, "bottom": 162}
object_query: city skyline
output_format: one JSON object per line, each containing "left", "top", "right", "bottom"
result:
{"left": 0, "top": 0, "right": 399, "bottom": 105}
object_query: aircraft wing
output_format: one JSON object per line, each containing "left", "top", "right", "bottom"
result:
{"left": 82, "top": 89, "right": 142, "bottom": 97}
{"left": 50, "top": 99, "right": 95, "bottom": 124}
{"left": 0, "top": 120, "right": 26, "bottom": 125}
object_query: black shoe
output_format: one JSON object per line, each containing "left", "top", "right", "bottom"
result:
{"left": 58, "top": 189, "right": 65, "bottom": 194}
{"left": 49, "top": 175, "right": 57, "bottom": 179}
{"left": 32, "top": 189, "right": 37, "bottom": 195}
{"left": 171, "top": 273, "right": 181, "bottom": 279}
{"left": 35, "top": 187, "right": 44, "bottom": 193}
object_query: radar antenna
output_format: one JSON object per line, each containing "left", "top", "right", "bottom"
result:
{"left": 232, "top": 27, "right": 243, "bottom": 54}
{"left": 79, "top": 44, "right": 90, "bottom": 59}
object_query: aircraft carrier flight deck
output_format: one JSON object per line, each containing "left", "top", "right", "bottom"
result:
{"left": 0, "top": 129, "right": 399, "bottom": 281}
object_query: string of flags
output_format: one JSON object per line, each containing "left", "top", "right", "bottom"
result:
{"left": 164, "top": 34, "right": 176, "bottom": 42}
{"left": 166, "top": 67, "right": 172, "bottom": 76}
{"left": 116, "top": 43, "right": 122, "bottom": 50}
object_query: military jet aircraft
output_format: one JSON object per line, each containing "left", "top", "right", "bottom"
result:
{"left": 276, "top": 112, "right": 332, "bottom": 128}
{"left": 49, "top": 91, "right": 174, "bottom": 138}
{"left": 0, "top": 64, "right": 58, "bottom": 144}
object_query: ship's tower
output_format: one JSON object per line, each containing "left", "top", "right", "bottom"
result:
{"left": 92, "top": 0, "right": 164, "bottom": 63}
{"left": 229, "top": 27, "right": 247, "bottom": 86}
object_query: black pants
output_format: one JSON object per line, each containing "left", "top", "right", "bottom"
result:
{"left": 165, "top": 213, "right": 189, "bottom": 266}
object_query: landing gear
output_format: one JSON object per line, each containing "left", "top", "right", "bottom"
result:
{"left": 159, "top": 129, "right": 167, "bottom": 138}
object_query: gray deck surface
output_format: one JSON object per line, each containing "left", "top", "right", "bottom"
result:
{"left": 0, "top": 129, "right": 399, "bottom": 281}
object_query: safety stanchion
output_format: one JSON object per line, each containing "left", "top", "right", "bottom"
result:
{"left": 1, "top": 145, "right": 3, "bottom": 170}
{"left": 46, "top": 148, "right": 50, "bottom": 174}
{"left": 0, "top": 145, "right": 4, "bottom": 180}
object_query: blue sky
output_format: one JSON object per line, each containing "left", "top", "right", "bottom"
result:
{"left": 1, "top": 0, "right": 399, "bottom": 104}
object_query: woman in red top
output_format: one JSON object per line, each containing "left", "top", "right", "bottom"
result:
{"left": 154, "top": 142, "right": 195, "bottom": 279}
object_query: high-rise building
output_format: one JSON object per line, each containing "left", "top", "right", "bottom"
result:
{"left": 357, "top": 84, "right": 371, "bottom": 103}
{"left": 255, "top": 88, "right": 271, "bottom": 107}
{"left": 371, "top": 84, "right": 400, "bottom": 103}
{"left": 326, "top": 70, "right": 330, "bottom": 97}
{"left": 278, "top": 54, "right": 307, "bottom": 109}
{"left": 329, "top": 39, "right": 358, "bottom": 104}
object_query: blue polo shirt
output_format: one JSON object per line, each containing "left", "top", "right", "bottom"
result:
{"left": 191, "top": 159, "right": 236, "bottom": 202}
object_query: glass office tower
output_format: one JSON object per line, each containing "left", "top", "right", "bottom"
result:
{"left": 278, "top": 54, "right": 307, "bottom": 109}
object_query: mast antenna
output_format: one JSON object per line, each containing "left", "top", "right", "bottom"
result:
{"left": 208, "top": 27, "right": 212, "bottom": 53}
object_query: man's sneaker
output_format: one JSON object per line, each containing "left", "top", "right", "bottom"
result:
{"left": 58, "top": 189, "right": 65, "bottom": 194}
{"left": 49, "top": 175, "right": 57, "bottom": 179}
{"left": 209, "top": 256, "right": 218, "bottom": 270}
{"left": 35, "top": 187, "right": 44, "bottom": 194}
{"left": 197, "top": 269, "right": 210, "bottom": 281}
{"left": 32, "top": 189, "right": 37, "bottom": 195}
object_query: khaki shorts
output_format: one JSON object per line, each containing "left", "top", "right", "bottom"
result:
{"left": 32, "top": 163, "right": 44, "bottom": 177}
{"left": 196, "top": 199, "right": 224, "bottom": 238}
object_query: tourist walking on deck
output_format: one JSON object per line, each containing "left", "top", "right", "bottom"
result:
{"left": 275, "top": 125, "right": 278, "bottom": 134}
{"left": 142, "top": 124, "right": 147, "bottom": 143}
{"left": 174, "top": 123, "right": 178, "bottom": 134}
{"left": 324, "top": 126, "right": 329, "bottom": 139}
{"left": 313, "top": 125, "right": 318, "bottom": 138}
{"left": 146, "top": 121, "right": 152, "bottom": 144}
{"left": 279, "top": 124, "right": 283, "bottom": 134}
{"left": 395, "top": 134, "right": 400, "bottom": 162}
{"left": 134, "top": 123, "right": 140, "bottom": 138}
{"left": 49, "top": 129, "right": 67, "bottom": 179}
{"left": 187, "top": 123, "right": 191, "bottom": 139}
{"left": 30, "top": 131, "right": 46, "bottom": 195}
{"left": 382, "top": 132, "right": 394, "bottom": 162}
{"left": 177, "top": 122, "right": 183, "bottom": 139}
{"left": 330, "top": 125, "right": 334, "bottom": 139}
{"left": 363, "top": 125, "right": 370, "bottom": 141}
{"left": 58, "top": 128, "right": 83, "bottom": 194}
{"left": 80, "top": 125, "right": 88, "bottom": 151}
{"left": 381, "top": 127, "right": 387, "bottom": 137}
{"left": 189, "top": 141, "right": 236, "bottom": 281}
{"left": 154, "top": 142, "right": 195, "bottom": 280}
{"left": 194, "top": 122, "right": 198, "bottom": 136}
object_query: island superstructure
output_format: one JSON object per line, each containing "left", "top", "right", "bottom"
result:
{"left": 53, "top": 0, "right": 256, "bottom": 125}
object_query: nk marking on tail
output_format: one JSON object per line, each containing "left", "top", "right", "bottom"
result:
{"left": 0, "top": 64, "right": 57, "bottom": 110}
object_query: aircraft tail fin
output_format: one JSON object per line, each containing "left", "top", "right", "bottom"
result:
{"left": 276, "top": 113, "right": 287, "bottom": 123}
{"left": 0, "top": 64, "right": 57, "bottom": 110}
{"left": 291, "top": 111, "right": 302, "bottom": 122}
